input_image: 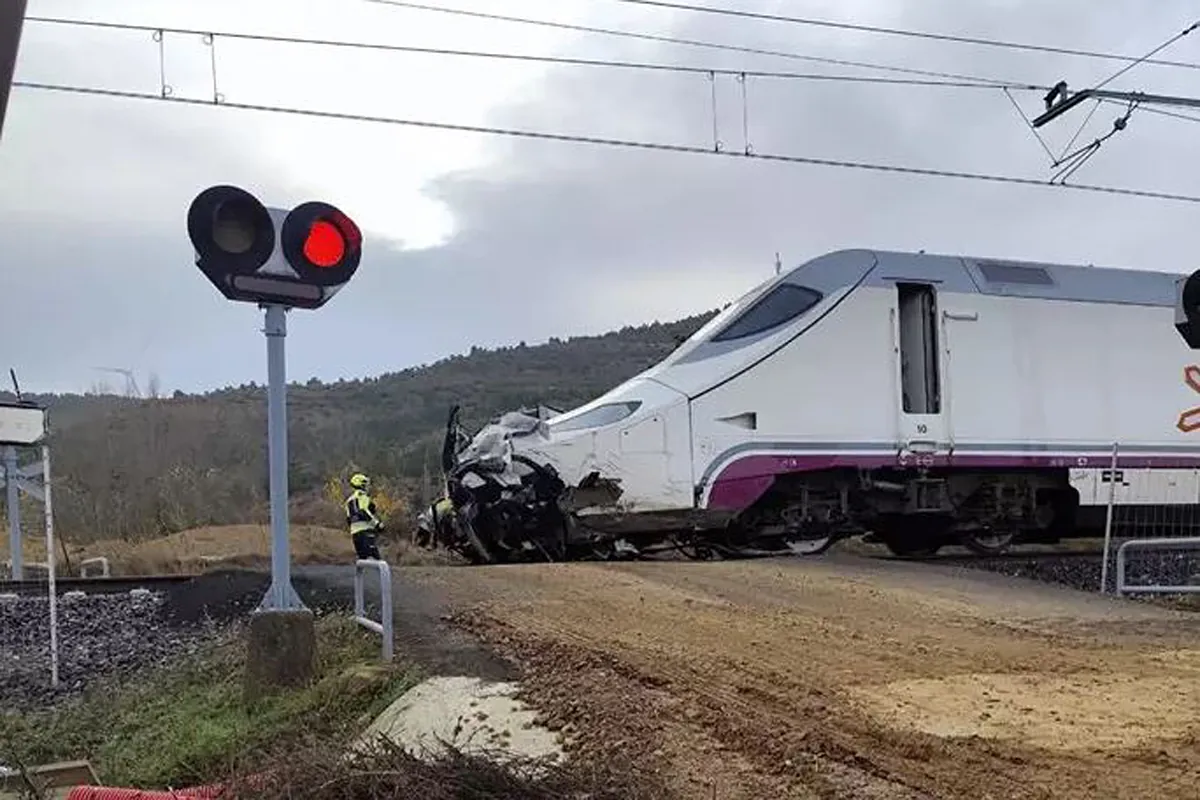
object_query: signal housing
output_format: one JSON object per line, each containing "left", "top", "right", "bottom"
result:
{"left": 186, "top": 185, "right": 363, "bottom": 310}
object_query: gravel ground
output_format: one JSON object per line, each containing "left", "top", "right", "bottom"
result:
{"left": 0, "top": 591, "right": 220, "bottom": 710}
{"left": 946, "top": 542, "right": 1200, "bottom": 597}
{"left": 1, "top": 568, "right": 356, "bottom": 712}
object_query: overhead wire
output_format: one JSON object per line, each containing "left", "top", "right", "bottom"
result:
{"left": 1135, "top": 103, "right": 1200, "bottom": 124}
{"left": 1024, "top": 19, "right": 1200, "bottom": 179}
{"left": 27, "top": 6, "right": 1200, "bottom": 200}
{"left": 20, "top": 15, "right": 1046, "bottom": 89}
{"left": 14, "top": 78, "right": 1200, "bottom": 206}
{"left": 1092, "top": 19, "right": 1200, "bottom": 88}
{"left": 361, "top": 0, "right": 1200, "bottom": 161}
{"left": 1000, "top": 87, "right": 1057, "bottom": 164}
{"left": 39, "top": 7, "right": 1200, "bottom": 148}
{"left": 360, "top": 0, "right": 1033, "bottom": 86}
{"left": 602, "top": 0, "right": 1200, "bottom": 72}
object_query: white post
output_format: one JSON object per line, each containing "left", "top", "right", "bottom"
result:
{"left": 259, "top": 303, "right": 304, "bottom": 611}
{"left": 5, "top": 445, "right": 20, "bottom": 580}
{"left": 42, "top": 444, "right": 58, "bottom": 687}
{"left": 1100, "top": 441, "right": 1119, "bottom": 594}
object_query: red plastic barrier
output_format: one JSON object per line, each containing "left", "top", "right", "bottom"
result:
{"left": 66, "top": 786, "right": 223, "bottom": 800}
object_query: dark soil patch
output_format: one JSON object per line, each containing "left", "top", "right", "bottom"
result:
{"left": 160, "top": 568, "right": 356, "bottom": 628}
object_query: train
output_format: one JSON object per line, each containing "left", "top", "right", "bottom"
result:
{"left": 415, "top": 247, "right": 1200, "bottom": 563}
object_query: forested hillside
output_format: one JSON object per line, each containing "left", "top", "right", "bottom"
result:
{"left": 0, "top": 311, "right": 716, "bottom": 545}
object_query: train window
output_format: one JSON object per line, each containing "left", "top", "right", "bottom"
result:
{"left": 711, "top": 284, "right": 823, "bottom": 342}
{"left": 976, "top": 260, "right": 1054, "bottom": 285}
{"left": 549, "top": 401, "right": 642, "bottom": 433}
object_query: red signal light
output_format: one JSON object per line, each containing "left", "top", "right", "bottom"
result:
{"left": 280, "top": 201, "right": 362, "bottom": 286}
{"left": 303, "top": 220, "right": 345, "bottom": 268}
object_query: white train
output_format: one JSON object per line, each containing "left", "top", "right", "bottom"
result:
{"left": 423, "top": 248, "right": 1200, "bottom": 563}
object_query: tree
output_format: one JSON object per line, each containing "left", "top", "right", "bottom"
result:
{"left": 28, "top": 310, "right": 718, "bottom": 543}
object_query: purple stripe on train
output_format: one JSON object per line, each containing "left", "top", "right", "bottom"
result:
{"left": 704, "top": 451, "right": 1200, "bottom": 511}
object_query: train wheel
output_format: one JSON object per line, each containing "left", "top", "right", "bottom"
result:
{"left": 959, "top": 528, "right": 1014, "bottom": 556}
{"left": 783, "top": 533, "right": 836, "bottom": 556}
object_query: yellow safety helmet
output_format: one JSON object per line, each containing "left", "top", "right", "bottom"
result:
{"left": 349, "top": 473, "right": 370, "bottom": 490}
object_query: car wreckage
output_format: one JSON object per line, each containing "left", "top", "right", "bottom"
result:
{"left": 413, "top": 404, "right": 824, "bottom": 564}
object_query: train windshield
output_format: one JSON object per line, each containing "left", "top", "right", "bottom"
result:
{"left": 710, "top": 284, "right": 823, "bottom": 342}
{"left": 666, "top": 283, "right": 768, "bottom": 356}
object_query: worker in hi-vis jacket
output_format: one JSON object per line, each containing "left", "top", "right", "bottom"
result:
{"left": 344, "top": 472, "right": 383, "bottom": 560}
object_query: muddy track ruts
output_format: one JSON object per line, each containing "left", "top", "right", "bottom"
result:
{"left": 412, "top": 558, "right": 1200, "bottom": 800}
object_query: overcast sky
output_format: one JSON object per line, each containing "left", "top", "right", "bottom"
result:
{"left": 3, "top": 0, "right": 1200, "bottom": 394}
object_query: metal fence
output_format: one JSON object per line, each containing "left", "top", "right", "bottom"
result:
{"left": 353, "top": 559, "right": 394, "bottom": 661}
{"left": 4, "top": 556, "right": 110, "bottom": 579}
{"left": 1089, "top": 443, "right": 1200, "bottom": 595}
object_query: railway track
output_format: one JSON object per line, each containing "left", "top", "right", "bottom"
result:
{"left": 874, "top": 549, "right": 1107, "bottom": 564}
{"left": 0, "top": 574, "right": 199, "bottom": 597}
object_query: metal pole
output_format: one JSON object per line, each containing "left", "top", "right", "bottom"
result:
{"left": 1100, "top": 441, "right": 1119, "bottom": 593}
{"left": 1033, "top": 86, "right": 1200, "bottom": 128}
{"left": 261, "top": 304, "right": 302, "bottom": 610}
{"left": 42, "top": 444, "right": 57, "bottom": 687}
{"left": 0, "top": 0, "right": 27, "bottom": 143}
{"left": 5, "top": 445, "right": 19, "bottom": 580}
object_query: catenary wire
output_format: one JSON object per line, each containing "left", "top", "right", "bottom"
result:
{"left": 14, "top": 78, "right": 1200, "bottom": 205}
{"left": 361, "top": 0, "right": 1034, "bottom": 86}
{"left": 602, "top": 0, "right": 1200, "bottom": 72}
{"left": 20, "top": 14, "right": 1046, "bottom": 89}
{"left": 1022, "top": 22, "right": 1200, "bottom": 177}
{"left": 1104, "top": 99, "right": 1200, "bottom": 124}
{"left": 1093, "top": 19, "right": 1200, "bottom": 89}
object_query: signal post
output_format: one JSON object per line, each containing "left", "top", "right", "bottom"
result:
{"left": 186, "top": 185, "right": 363, "bottom": 694}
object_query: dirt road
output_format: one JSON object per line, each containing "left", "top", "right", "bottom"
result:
{"left": 374, "top": 554, "right": 1200, "bottom": 800}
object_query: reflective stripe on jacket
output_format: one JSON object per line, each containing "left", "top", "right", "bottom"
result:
{"left": 344, "top": 489, "right": 379, "bottom": 534}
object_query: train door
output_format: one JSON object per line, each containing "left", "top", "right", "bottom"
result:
{"left": 893, "top": 282, "right": 950, "bottom": 464}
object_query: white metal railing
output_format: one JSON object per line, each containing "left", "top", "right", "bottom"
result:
{"left": 5, "top": 558, "right": 111, "bottom": 579}
{"left": 14, "top": 560, "right": 48, "bottom": 578}
{"left": 78, "top": 557, "right": 110, "bottom": 578}
{"left": 1094, "top": 442, "right": 1200, "bottom": 594}
{"left": 353, "top": 559, "right": 394, "bottom": 661}
{"left": 1116, "top": 537, "right": 1200, "bottom": 595}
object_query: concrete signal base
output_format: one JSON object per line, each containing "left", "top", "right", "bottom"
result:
{"left": 244, "top": 608, "right": 317, "bottom": 699}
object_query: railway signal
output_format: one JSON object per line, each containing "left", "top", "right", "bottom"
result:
{"left": 1176, "top": 270, "right": 1200, "bottom": 349}
{"left": 187, "top": 184, "right": 362, "bottom": 310}
{"left": 184, "top": 184, "right": 365, "bottom": 680}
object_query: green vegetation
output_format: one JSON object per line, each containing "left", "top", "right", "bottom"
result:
{"left": 0, "top": 615, "right": 420, "bottom": 789}
{"left": 1, "top": 311, "right": 716, "bottom": 547}
{"left": 0, "top": 615, "right": 664, "bottom": 798}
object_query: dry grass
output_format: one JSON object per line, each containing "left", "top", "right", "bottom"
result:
{"left": 213, "top": 736, "right": 666, "bottom": 800}
{"left": 2, "top": 524, "right": 460, "bottom": 577}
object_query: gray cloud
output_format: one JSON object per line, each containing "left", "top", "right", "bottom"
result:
{"left": 3, "top": 0, "right": 1200, "bottom": 393}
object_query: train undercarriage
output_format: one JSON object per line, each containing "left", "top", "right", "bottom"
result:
{"left": 414, "top": 406, "right": 1084, "bottom": 564}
